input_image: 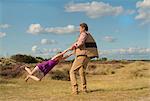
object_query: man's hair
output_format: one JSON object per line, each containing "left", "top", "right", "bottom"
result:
{"left": 80, "top": 23, "right": 88, "bottom": 31}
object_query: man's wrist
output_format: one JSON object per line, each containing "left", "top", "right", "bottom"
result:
{"left": 74, "top": 43, "right": 78, "bottom": 48}
{"left": 73, "top": 45, "right": 77, "bottom": 49}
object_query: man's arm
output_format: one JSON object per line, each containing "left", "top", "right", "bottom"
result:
{"left": 70, "top": 32, "right": 88, "bottom": 50}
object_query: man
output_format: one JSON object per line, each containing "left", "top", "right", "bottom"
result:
{"left": 69, "top": 23, "right": 99, "bottom": 94}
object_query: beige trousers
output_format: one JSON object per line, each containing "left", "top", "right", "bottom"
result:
{"left": 70, "top": 56, "right": 90, "bottom": 92}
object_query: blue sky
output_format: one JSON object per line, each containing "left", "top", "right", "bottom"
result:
{"left": 0, "top": 0, "right": 150, "bottom": 60}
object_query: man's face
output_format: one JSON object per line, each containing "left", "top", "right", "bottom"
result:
{"left": 80, "top": 26, "right": 85, "bottom": 33}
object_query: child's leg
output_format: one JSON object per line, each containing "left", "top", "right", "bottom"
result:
{"left": 26, "top": 75, "right": 41, "bottom": 81}
{"left": 25, "top": 67, "right": 32, "bottom": 75}
{"left": 25, "top": 75, "right": 30, "bottom": 82}
{"left": 31, "top": 66, "right": 40, "bottom": 75}
{"left": 25, "top": 66, "right": 39, "bottom": 75}
{"left": 25, "top": 66, "right": 39, "bottom": 82}
{"left": 25, "top": 66, "right": 44, "bottom": 82}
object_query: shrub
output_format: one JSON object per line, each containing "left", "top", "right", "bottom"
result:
{"left": 0, "top": 64, "right": 24, "bottom": 78}
{"left": 87, "top": 64, "right": 116, "bottom": 75}
{"left": 51, "top": 69, "right": 70, "bottom": 81}
{"left": 11, "top": 54, "right": 38, "bottom": 63}
{"left": 36, "top": 57, "right": 44, "bottom": 61}
{"left": 87, "top": 65, "right": 97, "bottom": 71}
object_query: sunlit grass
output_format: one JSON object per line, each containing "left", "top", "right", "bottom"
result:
{"left": 0, "top": 61, "right": 150, "bottom": 101}
{"left": 0, "top": 75, "right": 150, "bottom": 101}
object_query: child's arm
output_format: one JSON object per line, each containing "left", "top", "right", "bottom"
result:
{"left": 61, "top": 48, "right": 70, "bottom": 55}
{"left": 51, "top": 53, "right": 60, "bottom": 60}
{"left": 62, "top": 51, "right": 75, "bottom": 60}
{"left": 51, "top": 48, "right": 70, "bottom": 60}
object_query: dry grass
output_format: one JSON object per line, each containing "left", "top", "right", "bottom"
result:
{"left": 0, "top": 61, "right": 150, "bottom": 101}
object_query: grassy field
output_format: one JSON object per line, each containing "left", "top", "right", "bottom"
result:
{"left": 0, "top": 61, "right": 150, "bottom": 101}
{"left": 0, "top": 75, "right": 150, "bottom": 101}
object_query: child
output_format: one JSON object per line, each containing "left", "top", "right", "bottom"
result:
{"left": 24, "top": 48, "right": 73, "bottom": 82}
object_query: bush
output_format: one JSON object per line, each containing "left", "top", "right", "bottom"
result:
{"left": 97, "top": 57, "right": 108, "bottom": 61}
{"left": 99, "top": 68, "right": 115, "bottom": 75}
{"left": 36, "top": 57, "right": 44, "bottom": 61}
{"left": 87, "top": 64, "right": 116, "bottom": 75}
{"left": 0, "top": 64, "right": 24, "bottom": 78}
{"left": 11, "top": 54, "right": 38, "bottom": 63}
{"left": 101, "top": 57, "right": 107, "bottom": 61}
{"left": 87, "top": 65, "right": 97, "bottom": 71}
{"left": 130, "top": 67, "right": 150, "bottom": 78}
{"left": 51, "top": 69, "right": 70, "bottom": 81}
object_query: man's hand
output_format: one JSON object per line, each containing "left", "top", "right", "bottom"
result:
{"left": 70, "top": 45, "right": 76, "bottom": 50}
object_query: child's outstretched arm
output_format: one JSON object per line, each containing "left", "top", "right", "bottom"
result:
{"left": 51, "top": 48, "right": 71, "bottom": 60}
{"left": 61, "top": 48, "right": 70, "bottom": 55}
{"left": 62, "top": 51, "right": 75, "bottom": 60}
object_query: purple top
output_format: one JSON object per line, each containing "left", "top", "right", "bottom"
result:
{"left": 37, "top": 60, "right": 58, "bottom": 76}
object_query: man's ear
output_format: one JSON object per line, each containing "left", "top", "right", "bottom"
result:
{"left": 82, "top": 27, "right": 85, "bottom": 31}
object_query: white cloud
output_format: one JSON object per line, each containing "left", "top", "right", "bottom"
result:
{"left": 31, "top": 44, "right": 61, "bottom": 56}
{"left": 45, "top": 25, "right": 78, "bottom": 34}
{"left": 0, "top": 24, "right": 10, "bottom": 38}
{"left": 31, "top": 38, "right": 59, "bottom": 56}
{"left": 136, "top": 0, "right": 150, "bottom": 8}
{"left": 41, "top": 39, "right": 57, "bottom": 45}
{"left": 0, "top": 32, "right": 6, "bottom": 38}
{"left": 41, "top": 39, "right": 48, "bottom": 44}
{"left": 135, "top": 0, "right": 150, "bottom": 24}
{"left": 100, "top": 47, "right": 150, "bottom": 55}
{"left": 0, "top": 24, "right": 10, "bottom": 29}
{"left": 27, "top": 24, "right": 43, "bottom": 35}
{"left": 103, "top": 36, "right": 117, "bottom": 43}
{"left": 41, "top": 48, "right": 61, "bottom": 54}
{"left": 65, "top": 1, "right": 124, "bottom": 18}
{"left": 49, "top": 48, "right": 61, "bottom": 53}
{"left": 31, "top": 45, "right": 38, "bottom": 52}
{"left": 27, "top": 24, "right": 78, "bottom": 35}
{"left": 40, "top": 48, "right": 61, "bottom": 56}
{"left": 36, "top": 48, "right": 61, "bottom": 56}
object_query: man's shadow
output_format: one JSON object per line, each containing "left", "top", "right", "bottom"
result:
{"left": 88, "top": 88, "right": 107, "bottom": 93}
{"left": 88, "top": 86, "right": 149, "bottom": 93}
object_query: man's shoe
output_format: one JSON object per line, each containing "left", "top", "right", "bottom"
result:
{"left": 82, "top": 89, "right": 88, "bottom": 94}
{"left": 82, "top": 90, "right": 88, "bottom": 94}
{"left": 71, "top": 91, "right": 79, "bottom": 95}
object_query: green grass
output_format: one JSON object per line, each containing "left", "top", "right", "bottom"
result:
{"left": 0, "top": 75, "right": 150, "bottom": 101}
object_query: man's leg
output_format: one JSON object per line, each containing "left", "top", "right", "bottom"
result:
{"left": 79, "top": 66, "right": 87, "bottom": 92}
{"left": 70, "top": 57, "right": 85, "bottom": 94}
{"left": 70, "top": 59, "right": 78, "bottom": 94}
{"left": 79, "top": 57, "right": 89, "bottom": 92}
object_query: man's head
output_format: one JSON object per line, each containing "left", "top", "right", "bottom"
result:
{"left": 80, "top": 23, "right": 88, "bottom": 33}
